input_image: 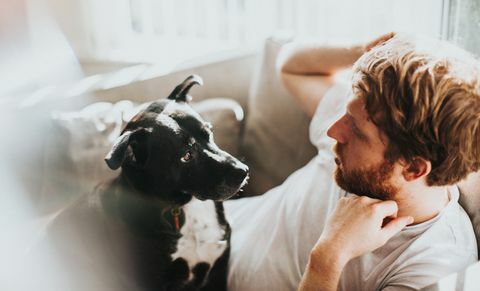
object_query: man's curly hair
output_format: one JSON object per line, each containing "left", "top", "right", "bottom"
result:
{"left": 352, "top": 35, "right": 480, "bottom": 186}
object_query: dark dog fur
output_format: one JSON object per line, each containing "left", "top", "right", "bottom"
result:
{"left": 47, "top": 75, "right": 249, "bottom": 291}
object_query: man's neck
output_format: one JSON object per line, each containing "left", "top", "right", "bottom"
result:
{"left": 393, "top": 185, "right": 450, "bottom": 225}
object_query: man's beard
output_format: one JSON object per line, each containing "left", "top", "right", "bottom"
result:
{"left": 334, "top": 146, "right": 399, "bottom": 200}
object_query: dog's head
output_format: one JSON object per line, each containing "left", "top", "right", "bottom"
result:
{"left": 104, "top": 75, "right": 249, "bottom": 202}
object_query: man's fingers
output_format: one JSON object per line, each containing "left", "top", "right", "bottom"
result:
{"left": 372, "top": 200, "right": 398, "bottom": 219}
{"left": 381, "top": 216, "right": 414, "bottom": 241}
{"left": 365, "top": 32, "right": 396, "bottom": 51}
{"left": 380, "top": 32, "right": 396, "bottom": 42}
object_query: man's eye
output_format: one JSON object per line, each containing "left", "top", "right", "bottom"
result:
{"left": 180, "top": 151, "right": 192, "bottom": 163}
{"left": 352, "top": 124, "right": 361, "bottom": 135}
{"left": 351, "top": 124, "right": 369, "bottom": 142}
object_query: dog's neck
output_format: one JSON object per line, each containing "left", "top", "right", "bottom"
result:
{"left": 121, "top": 167, "right": 191, "bottom": 204}
{"left": 100, "top": 175, "right": 192, "bottom": 238}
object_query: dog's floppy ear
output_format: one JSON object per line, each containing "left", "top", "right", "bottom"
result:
{"left": 104, "top": 128, "right": 152, "bottom": 170}
{"left": 167, "top": 74, "right": 203, "bottom": 102}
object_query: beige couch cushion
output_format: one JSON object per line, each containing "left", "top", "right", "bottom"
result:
{"left": 240, "top": 37, "right": 317, "bottom": 196}
{"left": 458, "top": 171, "right": 480, "bottom": 253}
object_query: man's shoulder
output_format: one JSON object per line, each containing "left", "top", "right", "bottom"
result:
{"left": 340, "top": 191, "right": 477, "bottom": 291}
{"left": 400, "top": 186, "right": 476, "bottom": 257}
{"left": 380, "top": 194, "right": 477, "bottom": 290}
{"left": 382, "top": 229, "right": 477, "bottom": 290}
{"left": 421, "top": 187, "right": 477, "bottom": 250}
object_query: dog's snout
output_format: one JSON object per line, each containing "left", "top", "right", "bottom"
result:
{"left": 231, "top": 164, "right": 249, "bottom": 184}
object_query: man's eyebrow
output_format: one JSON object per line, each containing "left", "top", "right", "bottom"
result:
{"left": 346, "top": 112, "right": 361, "bottom": 130}
{"left": 346, "top": 103, "right": 369, "bottom": 140}
{"left": 346, "top": 103, "right": 360, "bottom": 127}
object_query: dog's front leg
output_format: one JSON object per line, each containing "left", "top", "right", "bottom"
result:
{"left": 199, "top": 247, "right": 230, "bottom": 291}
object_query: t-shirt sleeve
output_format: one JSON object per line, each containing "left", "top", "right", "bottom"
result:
{"left": 308, "top": 81, "right": 350, "bottom": 151}
{"left": 381, "top": 250, "right": 477, "bottom": 290}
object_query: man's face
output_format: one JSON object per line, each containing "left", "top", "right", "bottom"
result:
{"left": 327, "top": 94, "right": 400, "bottom": 200}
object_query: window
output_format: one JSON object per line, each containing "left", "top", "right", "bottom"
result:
{"left": 444, "top": 0, "right": 480, "bottom": 55}
{"left": 84, "top": 0, "right": 444, "bottom": 63}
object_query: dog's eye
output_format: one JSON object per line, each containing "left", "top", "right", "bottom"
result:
{"left": 180, "top": 151, "right": 192, "bottom": 163}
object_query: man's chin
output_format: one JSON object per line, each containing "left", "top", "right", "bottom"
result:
{"left": 334, "top": 166, "right": 395, "bottom": 200}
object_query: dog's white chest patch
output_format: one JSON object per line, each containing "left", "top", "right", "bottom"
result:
{"left": 171, "top": 198, "right": 227, "bottom": 280}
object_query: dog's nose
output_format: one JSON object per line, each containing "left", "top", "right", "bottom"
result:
{"left": 231, "top": 165, "right": 249, "bottom": 184}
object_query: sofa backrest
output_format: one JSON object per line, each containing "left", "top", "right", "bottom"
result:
{"left": 458, "top": 171, "right": 480, "bottom": 254}
{"left": 240, "top": 37, "right": 317, "bottom": 196}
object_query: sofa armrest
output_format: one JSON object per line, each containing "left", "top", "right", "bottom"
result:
{"left": 239, "top": 36, "right": 317, "bottom": 196}
{"left": 88, "top": 53, "right": 257, "bottom": 111}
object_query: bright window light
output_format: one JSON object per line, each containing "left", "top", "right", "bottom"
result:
{"left": 83, "top": 0, "right": 445, "bottom": 63}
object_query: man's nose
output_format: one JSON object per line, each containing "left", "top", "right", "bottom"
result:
{"left": 327, "top": 115, "right": 348, "bottom": 144}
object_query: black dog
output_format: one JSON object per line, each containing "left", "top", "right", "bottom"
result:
{"left": 47, "top": 75, "right": 249, "bottom": 291}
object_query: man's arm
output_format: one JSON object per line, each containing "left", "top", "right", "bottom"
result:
{"left": 277, "top": 44, "right": 362, "bottom": 118}
{"left": 277, "top": 32, "right": 395, "bottom": 118}
{"left": 297, "top": 243, "right": 348, "bottom": 291}
{"left": 298, "top": 196, "right": 413, "bottom": 291}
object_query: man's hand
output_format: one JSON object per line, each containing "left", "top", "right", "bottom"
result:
{"left": 298, "top": 196, "right": 412, "bottom": 291}
{"left": 314, "top": 196, "right": 413, "bottom": 262}
{"left": 364, "top": 32, "right": 396, "bottom": 52}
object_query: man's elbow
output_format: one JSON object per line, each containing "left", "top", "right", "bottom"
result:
{"left": 276, "top": 42, "right": 297, "bottom": 76}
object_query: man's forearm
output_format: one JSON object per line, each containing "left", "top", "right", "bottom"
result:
{"left": 298, "top": 243, "right": 348, "bottom": 291}
{"left": 278, "top": 43, "right": 365, "bottom": 76}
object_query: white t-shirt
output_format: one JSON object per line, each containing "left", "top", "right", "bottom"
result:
{"left": 224, "top": 82, "right": 477, "bottom": 291}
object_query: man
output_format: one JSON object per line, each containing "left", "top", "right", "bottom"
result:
{"left": 224, "top": 33, "right": 479, "bottom": 291}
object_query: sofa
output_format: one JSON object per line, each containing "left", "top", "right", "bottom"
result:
{"left": 31, "top": 37, "right": 480, "bottom": 290}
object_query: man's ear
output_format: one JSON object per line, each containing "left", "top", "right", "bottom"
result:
{"left": 401, "top": 157, "right": 431, "bottom": 181}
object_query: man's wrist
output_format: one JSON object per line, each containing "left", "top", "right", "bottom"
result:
{"left": 298, "top": 242, "right": 350, "bottom": 291}
{"left": 309, "top": 240, "right": 350, "bottom": 274}
{"left": 349, "top": 44, "right": 366, "bottom": 64}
